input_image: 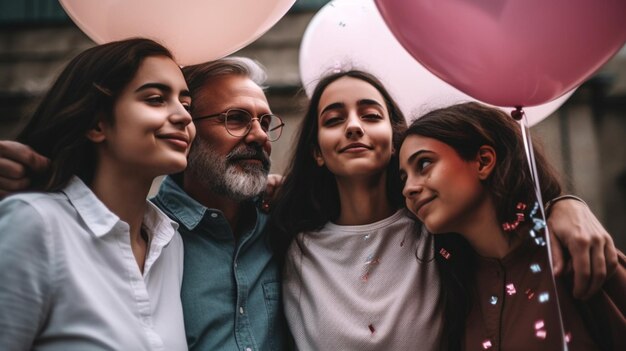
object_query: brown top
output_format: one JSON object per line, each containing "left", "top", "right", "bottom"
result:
{"left": 464, "top": 239, "right": 626, "bottom": 351}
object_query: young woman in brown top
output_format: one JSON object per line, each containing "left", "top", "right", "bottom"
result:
{"left": 399, "top": 102, "right": 626, "bottom": 350}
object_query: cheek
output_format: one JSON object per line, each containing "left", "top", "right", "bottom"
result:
{"left": 316, "top": 130, "right": 338, "bottom": 156}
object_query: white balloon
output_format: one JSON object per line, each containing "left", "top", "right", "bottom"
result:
{"left": 299, "top": 0, "right": 574, "bottom": 125}
{"left": 60, "top": 0, "right": 296, "bottom": 65}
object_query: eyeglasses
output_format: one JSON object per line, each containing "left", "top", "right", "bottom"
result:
{"left": 193, "top": 108, "right": 285, "bottom": 142}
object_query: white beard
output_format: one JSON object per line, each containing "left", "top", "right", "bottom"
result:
{"left": 187, "top": 138, "right": 270, "bottom": 201}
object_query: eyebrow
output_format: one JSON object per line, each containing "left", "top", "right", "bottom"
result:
{"left": 135, "top": 82, "right": 191, "bottom": 98}
{"left": 319, "top": 99, "right": 384, "bottom": 116}
{"left": 320, "top": 102, "right": 344, "bottom": 115}
{"left": 406, "top": 149, "right": 431, "bottom": 164}
{"left": 357, "top": 99, "right": 384, "bottom": 108}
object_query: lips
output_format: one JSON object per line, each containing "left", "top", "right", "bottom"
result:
{"left": 156, "top": 133, "right": 190, "bottom": 150}
{"left": 412, "top": 196, "right": 436, "bottom": 218}
{"left": 228, "top": 147, "right": 271, "bottom": 170}
{"left": 339, "top": 143, "right": 372, "bottom": 153}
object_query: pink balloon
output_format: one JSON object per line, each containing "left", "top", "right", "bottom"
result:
{"left": 59, "top": 0, "right": 295, "bottom": 65}
{"left": 375, "top": 0, "right": 626, "bottom": 107}
{"left": 300, "top": 0, "right": 574, "bottom": 126}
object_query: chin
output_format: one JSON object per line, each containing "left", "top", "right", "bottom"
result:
{"left": 422, "top": 218, "right": 448, "bottom": 235}
{"left": 157, "top": 157, "right": 188, "bottom": 175}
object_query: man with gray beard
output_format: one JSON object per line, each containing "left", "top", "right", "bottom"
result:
{"left": 151, "top": 57, "right": 289, "bottom": 351}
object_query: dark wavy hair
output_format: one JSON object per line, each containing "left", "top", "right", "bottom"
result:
{"left": 17, "top": 38, "right": 173, "bottom": 191}
{"left": 402, "top": 102, "right": 563, "bottom": 224}
{"left": 270, "top": 70, "right": 407, "bottom": 261}
{"left": 401, "top": 102, "right": 563, "bottom": 350}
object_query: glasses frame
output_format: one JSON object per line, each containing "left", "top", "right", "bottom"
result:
{"left": 193, "top": 108, "right": 285, "bottom": 142}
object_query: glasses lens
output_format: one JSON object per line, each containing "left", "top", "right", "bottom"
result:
{"left": 225, "top": 110, "right": 252, "bottom": 136}
{"left": 260, "top": 115, "right": 284, "bottom": 141}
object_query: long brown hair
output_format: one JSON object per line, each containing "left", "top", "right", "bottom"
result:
{"left": 402, "top": 102, "right": 562, "bottom": 224}
{"left": 271, "top": 70, "right": 407, "bottom": 260}
{"left": 401, "top": 102, "right": 563, "bottom": 350}
{"left": 17, "top": 38, "right": 173, "bottom": 191}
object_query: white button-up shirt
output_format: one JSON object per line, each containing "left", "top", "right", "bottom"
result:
{"left": 0, "top": 177, "right": 187, "bottom": 351}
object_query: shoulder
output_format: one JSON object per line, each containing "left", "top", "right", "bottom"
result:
{"left": 0, "top": 194, "right": 59, "bottom": 273}
{"left": 0, "top": 193, "right": 59, "bottom": 233}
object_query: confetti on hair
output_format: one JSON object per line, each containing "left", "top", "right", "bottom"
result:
{"left": 538, "top": 292, "right": 550, "bottom": 303}
{"left": 482, "top": 339, "right": 493, "bottom": 349}
{"left": 530, "top": 263, "right": 542, "bottom": 273}
{"left": 439, "top": 248, "right": 451, "bottom": 259}
{"left": 564, "top": 332, "right": 572, "bottom": 343}
{"left": 525, "top": 289, "right": 535, "bottom": 300}
{"left": 506, "top": 283, "right": 516, "bottom": 296}
{"left": 534, "top": 317, "right": 547, "bottom": 340}
{"left": 489, "top": 296, "right": 498, "bottom": 305}
{"left": 534, "top": 237, "right": 546, "bottom": 246}
{"left": 535, "top": 320, "right": 545, "bottom": 330}
{"left": 535, "top": 330, "right": 547, "bottom": 339}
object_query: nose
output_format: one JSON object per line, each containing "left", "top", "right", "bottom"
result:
{"left": 345, "top": 113, "right": 364, "bottom": 139}
{"left": 244, "top": 117, "right": 269, "bottom": 145}
{"left": 170, "top": 103, "right": 193, "bottom": 128}
{"left": 402, "top": 177, "right": 424, "bottom": 199}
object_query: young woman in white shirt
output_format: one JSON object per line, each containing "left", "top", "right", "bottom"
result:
{"left": 0, "top": 38, "right": 195, "bottom": 350}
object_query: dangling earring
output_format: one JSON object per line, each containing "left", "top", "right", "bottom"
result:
{"left": 502, "top": 202, "right": 527, "bottom": 232}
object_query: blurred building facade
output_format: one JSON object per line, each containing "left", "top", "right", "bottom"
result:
{"left": 1, "top": 0, "right": 625, "bottom": 250}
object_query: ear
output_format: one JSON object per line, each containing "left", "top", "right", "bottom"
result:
{"left": 86, "top": 121, "right": 107, "bottom": 143}
{"left": 312, "top": 147, "right": 325, "bottom": 167}
{"left": 476, "top": 145, "right": 496, "bottom": 180}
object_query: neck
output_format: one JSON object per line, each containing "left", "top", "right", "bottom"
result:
{"left": 454, "top": 197, "right": 519, "bottom": 259}
{"left": 90, "top": 161, "right": 152, "bottom": 272}
{"left": 334, "top": 172, "right": 396, "bottom": 225}
{"left": 182, "top": 172, "right": 253, "bottom": 237}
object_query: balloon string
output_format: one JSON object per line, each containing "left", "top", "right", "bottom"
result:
{"left": 515, "top": 108, "right": 569, "bottom": 351}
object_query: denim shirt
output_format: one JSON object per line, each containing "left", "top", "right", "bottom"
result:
{"left": 152, "top": 176, "right": 288, "bottom": 351}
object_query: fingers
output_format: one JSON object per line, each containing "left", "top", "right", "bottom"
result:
{"left": 581, "top": 241, "right": 607, "bottom": 300}
{"left": 604, "top": 236, "right": 619, "bottom": 278}
{"left": 0, "top": 158, "right": 32, "bottom": 199}
{"left": 0, "top": 141, "right": 48, "bottom": 199}
{"left": 265, "top": 174, "right": 284, "bottom": 198}
{"left": 546, "top": 198, "right": 617, "bottom": 300}
{"left": 570, "top": 241, "right": 592, "bottom": 299}
{"left": 0, "top": 141, "right": 49, "bottom": 173}
{"left": 549, "top": 230, "right": 564, "bottom": 277}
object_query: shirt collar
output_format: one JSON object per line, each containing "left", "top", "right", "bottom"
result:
{"left": 143, "top": 200, "right": 180, "bottom": 246}
{"left": 153, "top": 176, "right": 266, "bottom": 234}
{"left": 153, "top": 176, "right": 208, "bottom": 230}
{"left": 63, "top": 176, "right": 179, "bottom": 242}
{"left": 62, "top": 176, "right": 120, "bottom": 238}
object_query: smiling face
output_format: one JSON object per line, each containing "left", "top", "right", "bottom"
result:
{"left": 400, "top": 134, "right": 488, "bottom": 234}
{"left": 186, "top": 74, "right": 272, "bottom": 200}
{"left": 96, "top": 55, "right": 195, "bottom": 178}
{"left": 315, "top": 76, "right": 394, "bottom": 179}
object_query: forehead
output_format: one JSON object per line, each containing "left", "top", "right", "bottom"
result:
{"left": 400, "top": 135, "right": 451, "bottom": 163}
{"left": 127, "top": 56, "right": 185, "bottom": 88}
{"left": 318, "top": 76, "right": 386, "bottom": 112}
{"left": 192, "top": 75, "right": 269, "bottom": 115}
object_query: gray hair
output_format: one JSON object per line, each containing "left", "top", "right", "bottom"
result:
{"left": 182, "top": 56, "right": 267, "bottom": 96}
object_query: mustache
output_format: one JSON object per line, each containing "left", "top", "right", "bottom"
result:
{"left": 227, "top": 145, "right": 271, "bottom": 170}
